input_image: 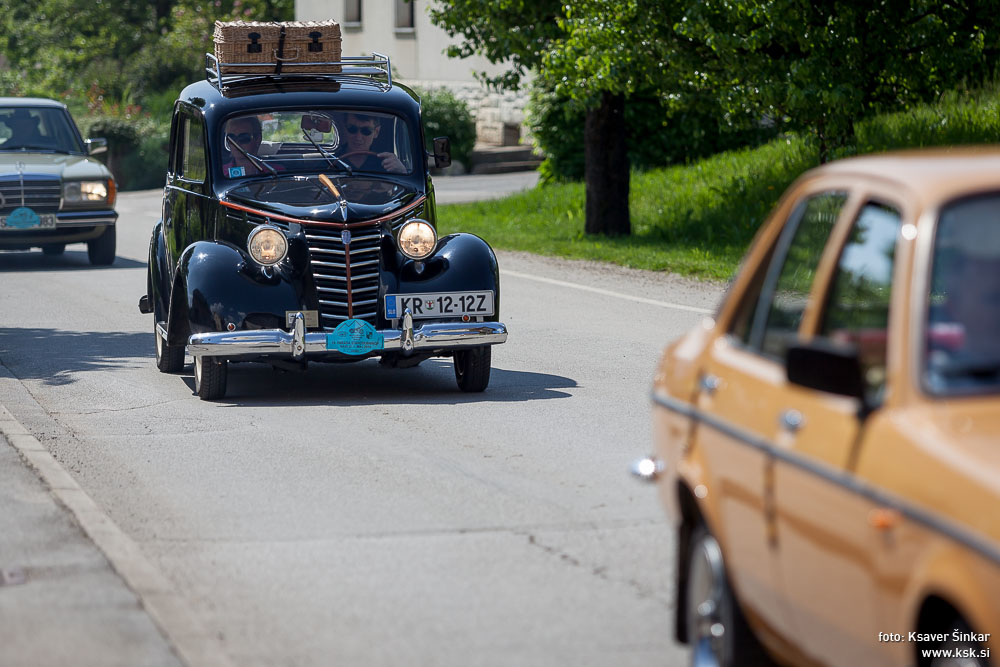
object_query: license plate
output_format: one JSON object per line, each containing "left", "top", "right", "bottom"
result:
{"left": 0, "top": 210, "right": 56, "bottom": 230}
{"left": 385, "top": 291, "right": 494, "bottom": 319}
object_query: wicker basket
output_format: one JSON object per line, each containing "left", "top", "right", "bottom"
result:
{"left": 214, "top": 20, "right": 342, "bottom": 74}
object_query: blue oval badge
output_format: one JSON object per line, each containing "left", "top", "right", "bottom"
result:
{"left": 326, "top": 318, "right": 384, "bottom": 356}
{"left": 7, "top": 207, "right": 41, "bottom": 229}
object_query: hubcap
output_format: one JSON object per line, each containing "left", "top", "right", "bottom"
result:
{"left": 155, "top": 328, "right": 163, "bottom": 361}
{"left": 689, "top": 533, "right": 727, "bottom": 667}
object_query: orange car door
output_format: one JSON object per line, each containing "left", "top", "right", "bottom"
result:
{"left": 770, "top": 201, "right": 903, "bottom": 667}
{"left": 692, "top": 190, "right": 849, "bottom": 641}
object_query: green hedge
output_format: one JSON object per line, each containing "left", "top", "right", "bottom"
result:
{"left": 76, "top": 114, "right": 170, "bottom": 191}
{"left": 415, "top": 87, "right": 476, "bottom": 169}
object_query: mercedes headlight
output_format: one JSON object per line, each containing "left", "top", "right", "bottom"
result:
{"left": 63, "top": 179, "right": 111, "bottom": 203}
{"left": 397, "top": 219, "right": 437, "bottom": 260}
{"left": 247, "top": 225, "right": 288, "bottom": 266}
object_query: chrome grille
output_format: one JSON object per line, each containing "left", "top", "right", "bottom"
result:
{"left": 305, "top": 223, "right": 382, "bottom": 329}
{"left": 0, "top": 176, "right": 61, "bottom": 214}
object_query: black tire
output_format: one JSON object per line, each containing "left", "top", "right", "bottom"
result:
{"left": 454, "top": 346, "right": 491, "bottom": 392}
{"left": 154, "top": 325, "right": 185, "bottom": 373}
{"left": 194, "top": 356, "right": 228, "bottom": 401}
{"left": 686, "top": 524, "right": 774, "bottom": 667}
{"left": 41, "top": 243, "right": 65, "bottom": 256}
{"left": 87, "top": 226, "right": 116, "bottom": 265}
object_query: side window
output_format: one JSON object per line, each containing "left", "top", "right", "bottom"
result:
{"left": 178, "top": 113, "right": 206, "bottom": 182}
{"left": 752, "top": 192, "right": 848, "bottom": 360}
{"left": 818, "top": 203, "right": 901, "bottom": 401}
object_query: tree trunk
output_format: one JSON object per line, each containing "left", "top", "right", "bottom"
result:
{"left": 584, "top": 92, "right": 630, "bottom": 236}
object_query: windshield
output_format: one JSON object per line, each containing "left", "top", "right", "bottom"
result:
{"left": 0, "top": 107, "right": 84, "bottom": 153}
{"left": 219, "top": 109, "right": 416, "bottom": 179}
{"left": 925, "top": 193, "right": 1000, "bottom": 394}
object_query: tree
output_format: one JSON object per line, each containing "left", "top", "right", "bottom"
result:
{"left": 675, "top": 0, "right": 1000, "bottom": 162}
{"left": 430, "top": 0, "right": 680, "bottom": 236}
{"left": 538, "top": 0, "right": 678, "bottom": 235}
{"left": 426, "top": 0, "right": 564, "bottom": 91}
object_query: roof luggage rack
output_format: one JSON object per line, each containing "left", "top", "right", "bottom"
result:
{"left": 205, "top": 52, "right": 392, "bottom": 93}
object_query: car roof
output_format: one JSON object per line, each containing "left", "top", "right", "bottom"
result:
{"left": 809, "top": 148, "right": 1000, "bottom": 207}
{"left": 0, "top": 97, "right": 67, "bottom": 109}
{"left": 178, "top": 77, "right": 421, "bottom": 127}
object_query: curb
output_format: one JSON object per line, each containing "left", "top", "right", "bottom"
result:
{"left": 0, "top": 403, "right": 234, "bottom": 667}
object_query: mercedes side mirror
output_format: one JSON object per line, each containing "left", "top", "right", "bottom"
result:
{"left": 432, "top": 136, "right": 451, "bottom": 168}
{"left": 86, "top": 137, "right": 108, "bottom": 156}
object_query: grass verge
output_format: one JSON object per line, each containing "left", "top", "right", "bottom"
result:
{"left": 438, "top": 86, "right": 1000, "bottom": 282}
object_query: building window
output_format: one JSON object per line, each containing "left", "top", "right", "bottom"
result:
{"left": 344, "top": 0, "right": 361, "bottom": 26}
{"left": 395, "top": 0, "right": 414, "bottom": 31}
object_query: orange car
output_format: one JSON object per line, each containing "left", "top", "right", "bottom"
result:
{"left": 636, "top": 150, "right": 1000, "bottom": 666}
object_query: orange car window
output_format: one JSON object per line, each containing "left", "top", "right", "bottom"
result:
{"left": 925, "top": 192, "right": 1000, "bottom": 394}
{"left": 820, "top": 203, "right": 901, "bottom": 403}
{"left": 753, "top": 192, "right": 847, "bottom": 360}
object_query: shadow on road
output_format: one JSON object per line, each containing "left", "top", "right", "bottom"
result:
{"left": 0, "top": 328, "right": 149, "bottom": 386}
{"left": 0, "top": 250, "right": 145, "bottom": 272}
{"left": 179, "top": 358, "right": 576, "bottom": 406}
{"left": 0, "top": 327, "right": 574, "bottom": 402}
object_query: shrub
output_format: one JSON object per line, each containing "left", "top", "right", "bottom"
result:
{"left": 527, "top": 79, "right": 778, "bottom": 183}
{"left": 415, "top": 87, "right": 476, "bottom": 168}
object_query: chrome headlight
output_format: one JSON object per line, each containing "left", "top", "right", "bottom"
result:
{"left": 397, "top": 219, "right": 437, "bottom": 260}
{"left": 247, "top": 225, "right": 288, "bottom": 266}
{"left": 63, "top": 180, "right": 110, "bottom": 203}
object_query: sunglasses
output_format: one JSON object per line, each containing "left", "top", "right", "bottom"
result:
{"left": 227, "top": 132, "right": 256, "bottom": 144}
{"left": 346, "top": 125, "right": 374, "bottom": 136}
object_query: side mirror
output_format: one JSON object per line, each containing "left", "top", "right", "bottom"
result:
{"left": 86, "top": 137, "right": 108, "bottom": 156}
{"left": 432, "top": 136, "right": 451, "bottom": 168}
{"left": 786, "top": 339, "right": 866, "bottom": 400}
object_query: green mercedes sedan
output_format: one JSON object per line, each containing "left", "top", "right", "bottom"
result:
{"left": 0, "top": 98, "right": 118, "bottom": 265}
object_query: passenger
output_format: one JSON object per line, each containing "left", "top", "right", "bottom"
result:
{"left": 2, "top": 109, "right": 46, "bottom": 148}
{"left": 222, "top": 116, "right": 264, "bottom": 177}
{"left": 339, "top": 113, "right": 405, "bottom": 173}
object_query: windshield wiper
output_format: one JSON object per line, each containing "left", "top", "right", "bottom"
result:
{"left": 1, "top": 144, "right": 57, "bottom": 152}
{"left": 225, "top": 136, "right": 277, "bottom": 177}
{"left": 301, "top": 131, "right": 353, "bottom": 176}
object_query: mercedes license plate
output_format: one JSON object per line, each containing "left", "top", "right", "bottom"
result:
{"left": 0, "top": 211, "right": 56, "bottom": 230}
{"left": 385, "top": 291, "right": 494, "bottom": 319}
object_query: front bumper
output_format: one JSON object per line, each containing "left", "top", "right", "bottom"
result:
{"left": 183, "top": 313, "right": 507, "bottom": 360}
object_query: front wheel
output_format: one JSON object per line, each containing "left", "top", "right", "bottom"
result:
{"left": 454, "top": 346, "right": 491, "bottom": 392}
{"left": 154, "top": 325, "right": 185, "bottom": 373}
{"left": 194, "top": 356, "right": 228, "bottom": 400}
{"left": 686, "top": 524, "right": 774, "bottom": 667}
{"left": 87, "top": 226, "right": 116, "bottom": 265}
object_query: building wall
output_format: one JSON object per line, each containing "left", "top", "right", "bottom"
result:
{"left": 294, "top": 0, "right": 530, "bottom": 145}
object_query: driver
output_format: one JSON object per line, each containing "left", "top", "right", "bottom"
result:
{"left": 340, "top": 113, "right": 405, "bottom": 173}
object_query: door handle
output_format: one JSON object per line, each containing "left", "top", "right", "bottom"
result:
{"left": 779, "top": 409, "right": 804, "bottom": 432}
{"left": 700, "top": 373, "right": 721, "bottom": 395}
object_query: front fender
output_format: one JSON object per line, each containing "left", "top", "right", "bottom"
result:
{"left": 167, "top": 241, "right": 306, "bottom": 345}
{"left": 385, "top": 233, "right": 501, "bottom": 322}
{"left": 147, "top": 220, "right": 171, "bottom": 321}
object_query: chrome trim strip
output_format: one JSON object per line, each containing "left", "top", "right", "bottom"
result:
{"left": 188, "top": 321, "right": 508, "bottom": 358}
{"left": 650, "top": 390, "right": 1000, "bottom": 566}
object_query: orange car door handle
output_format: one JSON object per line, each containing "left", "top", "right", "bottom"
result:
{"left": 700, "top": 374, "right": 721, "bottom": 395}
{"left": 779, "top": 409, "right": 804, "bottom": 432}
{"left": 868, "top": 508, "right": 901, "bottom": 530}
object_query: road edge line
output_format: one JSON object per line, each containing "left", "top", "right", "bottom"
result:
{"left": 0, "top": 404, "right": 234, "bottom": 667}
{"left": 499, "top": 269, "right": 715, "bottom": 315}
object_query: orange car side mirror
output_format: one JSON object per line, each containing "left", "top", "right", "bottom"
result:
{"left": 786, "top": 339, "right": 867, "bottom": 405}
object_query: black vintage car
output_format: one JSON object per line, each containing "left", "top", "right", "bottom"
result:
{"left": 139, "top": 54, "right": 507, "bottom": 400}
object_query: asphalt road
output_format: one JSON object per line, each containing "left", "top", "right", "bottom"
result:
{"left": 0, "top": 185, "right": 723, "bottom": 667}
